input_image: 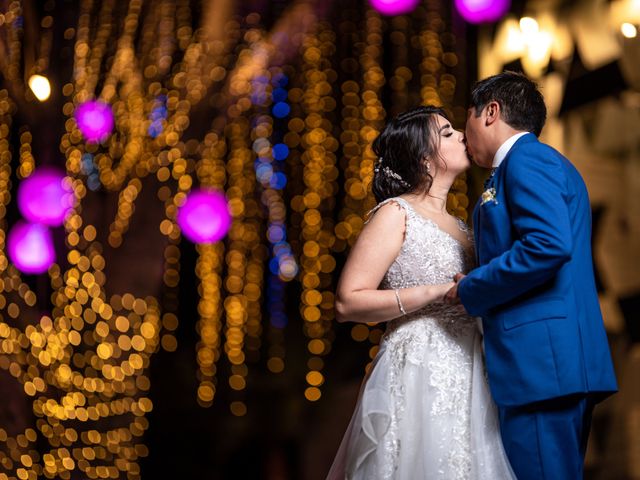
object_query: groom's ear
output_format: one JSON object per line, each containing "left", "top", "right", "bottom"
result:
{"left": 484, "top": 101, "right": 500, "bottom": 126}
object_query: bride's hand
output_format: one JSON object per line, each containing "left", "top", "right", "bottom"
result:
{"left": 425, "top": 282, "right": 456, "bottom": 304}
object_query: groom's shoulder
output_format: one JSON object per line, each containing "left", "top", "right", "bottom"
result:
{"left": 512, "top": 135, "right": 558, "bottom": 155}
{"left": 510, "top": 136, "right": 572, "bottom": 168}
{"left": 508, "top": 139, "right": 563, "bottom": 167}
{"left": 508, "top": 140, "right": 584, "bottom": 190}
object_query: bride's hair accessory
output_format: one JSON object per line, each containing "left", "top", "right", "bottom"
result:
{"left": 394, "top": 289, "right": 407, "bottom": 316}
{"left": 374, "top": 157, "right": 411, "bottom": 189}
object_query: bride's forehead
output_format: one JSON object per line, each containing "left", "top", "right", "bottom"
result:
{"left": 433, "top": 114, "right": 451, "bottom": 129}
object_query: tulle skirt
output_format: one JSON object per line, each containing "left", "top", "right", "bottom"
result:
{"left": 326, "top": 329, "right": 515, "bottom": 480}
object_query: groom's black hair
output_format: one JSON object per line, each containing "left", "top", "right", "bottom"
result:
{"left": 469, "top": 71, "right": 546, "bottom": 137}
{"left": 371, "top": 105, "right": 448, "bottom": 203}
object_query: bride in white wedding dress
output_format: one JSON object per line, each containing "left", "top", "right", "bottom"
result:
{"left": 327, "top": 106, "right": 515, "bottom": 479}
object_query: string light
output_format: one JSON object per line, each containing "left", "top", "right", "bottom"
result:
{"left": 297, "top": 24, "right": 340, "bottom": 403}
{"left": 0, "top": 90, "right": 15, "bottom": 277}
{"left": 18, "top": 129, "right": 35, "bottom": 179}
{"left": 389, "top": 16, "right": 412, "bottom": 116}
{"left": 263, "top": 68, "right": 296, "bottom": 376}
{"left": 194, "top": 130, "right": 227, "bottom": 407}
{"left": 221, "top": 117, "right": 254, "bottom": 415}
{"left": 28, "top": 75, "right": 52, "bottom": 102}
{"left": 338, "top": 8, "right": 384, "bottom": 251}
{"left": 0, "top": 2, "right": 23, "bottom": 87}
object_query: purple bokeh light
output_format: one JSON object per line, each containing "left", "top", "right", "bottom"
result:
{"left": 74, "top": 100, "right": 115, "bottom": 143}
{"left": 17, "top": 168, "right": 74, "bottom": 226}
{"left": 454, "top": 0, "right": 511, "bottom": 24}
{"left": 7, "top": 221, "right": 56, "bottom": 274}
{"left": 368, "top": 0, "right": 420, "bottom": 16}
{"left": 176, "top": 189, "right": 232, "bottom": 244}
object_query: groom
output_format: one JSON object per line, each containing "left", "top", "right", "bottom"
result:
{"left": 445, "top": 71, "right": 617, "bottom": 479}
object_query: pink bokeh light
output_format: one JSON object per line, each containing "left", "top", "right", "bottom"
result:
{"left": 454, "top": 0, "right": 511, "bottom": 24}
{"left": 368, "top": 0, "right": 420, "bottom": 16}
{"left": 17, "top": 168, "right": 74, "bottom": 226}
{"left": 176, "top": 189, "right": 232, "bottom": 244}
{"left": 74, "top": 100, "right": 115, "bottom": 143}
{"left": 7, "top": 221, "right": 56, "bottom": 274}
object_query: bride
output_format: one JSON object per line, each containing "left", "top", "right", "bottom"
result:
{"left": 327, "top": 106, "right": 515, "bottom": 479}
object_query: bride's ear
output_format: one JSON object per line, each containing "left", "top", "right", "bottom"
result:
{"left": 422, "top": 156, "right": 432, "bottom": 174}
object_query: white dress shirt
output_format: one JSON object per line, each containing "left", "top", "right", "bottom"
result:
{"left": 492, "top": 132, "right": 529, "bottom": 168}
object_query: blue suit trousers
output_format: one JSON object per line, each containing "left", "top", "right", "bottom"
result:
{"left": 498, "top": 395, "right": 596, "bottom": 480}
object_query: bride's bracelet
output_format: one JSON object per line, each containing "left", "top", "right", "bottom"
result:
{"left": 394, "top": 289, "right": 407, "bottom": 316}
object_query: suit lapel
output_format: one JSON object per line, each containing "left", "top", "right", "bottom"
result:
{"left": 473, "top": 133, "right": 538, "bottom": 265}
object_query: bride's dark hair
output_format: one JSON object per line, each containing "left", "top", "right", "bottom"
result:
{"left": 371, "top": 105, "right": 448, "bottom": 203}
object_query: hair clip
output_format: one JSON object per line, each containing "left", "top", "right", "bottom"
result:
{"left": 380, "top": 166, "right": 410, "bottom": 188}
{"left": 374, "top": 156, "right": 383, "bottom": 173}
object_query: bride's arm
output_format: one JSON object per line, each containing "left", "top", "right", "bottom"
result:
{"left": 335, "top": 201, "right": 454, "bottom": 324}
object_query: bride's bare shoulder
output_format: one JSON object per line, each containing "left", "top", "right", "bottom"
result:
{"left": 365, "top": 198, "right": 408, "bottom": 226}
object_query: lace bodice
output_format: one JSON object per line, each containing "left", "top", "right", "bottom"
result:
{"left": 365, "top": 197, "right": 480, "bottom": 479}
{"left": 369, "top": 197, "right": 476, "bottom": 338}
{"left": 374, "top": 197, "right": 474, "bottom": 286}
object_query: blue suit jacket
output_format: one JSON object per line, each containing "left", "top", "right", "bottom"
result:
{"left": 458, "top": 133, "right": 618, "bottom": 407}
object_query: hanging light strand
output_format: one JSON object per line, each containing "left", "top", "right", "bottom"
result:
{"left": 298, "top": 23, "right": 340, "bottom": 403}
{"left": 417, "top": 1, "right": 469, "bottom": 221}
{"left": 223, "top": 116, "right": 253, "bottom": 417}
{"left": 262, "top": 67, "right": 296, "bottom": 376}
{"left": 357, "top": 10, "right": 388, "bottom": 370}
{"left": 1, "top": 1, "right": 24, "bottom": 84}
{"left": 17, "top": 128, "right": 35, "bottom": 179}
{"left": 389, "top": 15, "right": 412, "bottom": 117}
{"left": 0, "top": 91, "right": 13, "bottom": 276}
{"left": 194, "top": 129, "right": 228, "bottom": 407}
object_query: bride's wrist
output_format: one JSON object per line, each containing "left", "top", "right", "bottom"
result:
{"left": 423, "top": 285, "right": 439, "bottom": 305}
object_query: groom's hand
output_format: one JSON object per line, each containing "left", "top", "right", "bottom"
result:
{"left": 444, "top": 273, "right": 466, "bottom": 304}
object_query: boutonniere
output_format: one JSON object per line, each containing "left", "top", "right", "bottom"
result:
{"left": 481, "top": 187, "right": 498, "bottom": 205}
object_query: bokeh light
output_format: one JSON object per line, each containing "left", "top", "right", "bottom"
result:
{"left": 74, "top": 100, "right": 115, "bottom": 143}
{"left": 454, "top": 0, "right": 511, "bottom": 24}
{"left": 621, "top": 22, "right": 638, "bottom": 38}
{"left": 7, "top": 221, "right": 56, "bottom": 274}
{"left": 27, "top": 74, "right": 51, "bottom": 101}
{"left": 176, "top": 189, "right": 232, "bottom": 244}
{"left": 0, "top": 4, "right": 480, "bottom": 477}
{"left": 272, "top": 143, "right": 289, "bottom": 161}
{"left": 272, "top": 102, "right": 291, "bottom": 118}
{"left": 368, "top": 0, "right": 420, "bottom": 16}
{"left": 17, "top": 167, "right": 74, "bottom": 225}
{"left": 148, "top": 95, "right": 168, "bottom": 138}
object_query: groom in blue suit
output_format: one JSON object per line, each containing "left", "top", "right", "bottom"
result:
{"left": 446, "top": 72, "right": 617, "bottom": 479}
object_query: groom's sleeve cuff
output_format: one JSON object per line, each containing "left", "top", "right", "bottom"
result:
{"left": 458, "top": 276, "right": 486, "bottom": 317}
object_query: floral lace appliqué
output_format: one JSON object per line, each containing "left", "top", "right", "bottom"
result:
{"left": 369, "top": 197, "right": 477, "bottom": 479}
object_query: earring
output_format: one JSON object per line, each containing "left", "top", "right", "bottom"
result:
{"left": 426, "top": 161, "right": 431, "bottom": 174}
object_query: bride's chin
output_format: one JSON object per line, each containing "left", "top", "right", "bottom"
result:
{"left": 455, "top": 157, "right": 472, "bottom": 173}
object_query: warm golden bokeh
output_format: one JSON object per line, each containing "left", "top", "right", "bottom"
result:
{"left": 0, "top": 0, "right": 472, "bottom": 478}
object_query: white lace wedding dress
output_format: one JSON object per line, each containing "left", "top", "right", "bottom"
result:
{"left": 327, "top": 197, "right": 515, "bottom": 480}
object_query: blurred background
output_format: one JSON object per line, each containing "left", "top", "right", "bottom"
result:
{"left": 0, "top": 0, "right": 638, "bottom": 478}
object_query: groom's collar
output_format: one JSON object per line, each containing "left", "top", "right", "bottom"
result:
{"left": 492, "top": 132, "right": 530, "bottom": 168}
